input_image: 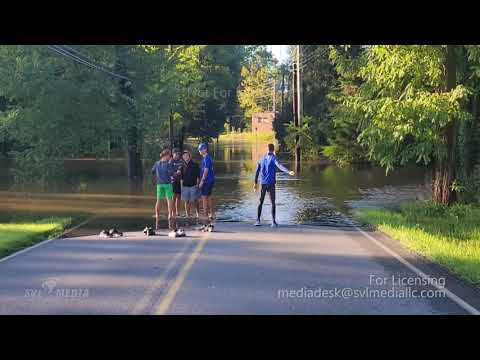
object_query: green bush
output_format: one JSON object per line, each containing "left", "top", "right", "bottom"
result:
{"left": 459, "top": 166, "right": 480, "bottom": 204}
{"left": 322, "top": 144, "right": 361, "bottom": 167}
{"left": 284, "top": 116, "right": 324, "bottom": 160}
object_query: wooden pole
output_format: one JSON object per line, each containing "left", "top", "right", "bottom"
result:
{"left": 295, "top": 45, "right": 301, "bottom": 172}
{"left": 273, "top": 78, "right": 276, "bottom": 114}
{"left": 169, "top": 45, "right": 174, "bottom": 149}
{"left": 281, "top": 68, "right": 285, "bottom": 113}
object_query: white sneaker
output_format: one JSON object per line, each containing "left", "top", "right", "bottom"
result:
{"left": 176, "top": 229, "right": 186, "bottom": 237}
{"left": 254, "top": 220, "right": 261, "bottom": 226}
{"left": 271, "top": 221, "right": 278, "bottom": 228}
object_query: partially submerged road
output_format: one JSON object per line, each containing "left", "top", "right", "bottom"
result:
{"left": 0, "top": 222, "right": 478, "bottom": 315}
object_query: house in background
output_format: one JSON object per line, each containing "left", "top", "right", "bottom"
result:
{"left": 252, "top": 112, "right": 275, "bottom": 134}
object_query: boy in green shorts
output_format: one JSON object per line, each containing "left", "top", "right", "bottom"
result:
{"left": 152, "top": 148, "right": 176, "bottom": 230}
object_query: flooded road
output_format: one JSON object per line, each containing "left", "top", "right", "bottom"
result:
{"left": 0, "top": 140, "right": 432, "bottom": 227}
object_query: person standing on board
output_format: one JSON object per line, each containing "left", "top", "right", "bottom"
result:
{"left": 198, "top": 143, "right": 216, "bottom": 222}
{"left": 254, "top": 143, "right": 294, "bottom": 227}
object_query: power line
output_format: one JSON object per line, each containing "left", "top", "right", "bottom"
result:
{"left": 47, "top": 45, "right": 95, "bottom": 71}
{"left": 48, "top": 45, "right": 127, "bottom": 81}
{"left": 54, "top": 45, "right": 131, "bottom": 81}
{"left": 60, "top": 45, "right": 92, "bottom": 61}
{"left": 284, "top": 46, "right": 326, "bottom": 73}
{"left": 60, "top": 45, "right": 111, "bottom": 69}
{"left": 46, "top": 45, "right": 131, "bottom": 82}
{"left": 300, "top": 47, "right": 325, "bottom": 67}
{"left": 59, "top": 45, "right": 130, "bottom": 80}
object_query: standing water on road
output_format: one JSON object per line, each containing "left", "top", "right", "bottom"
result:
{"left": 0, "top": 140, "right": 431, "bottom": 227}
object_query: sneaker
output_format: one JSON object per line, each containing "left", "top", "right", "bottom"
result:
{"left": 254, "top": 220, "right": 261, "bottom": 226}
{"left": 271, "top": 221, "right": 278, "bottom": 228}
{"left": 109, "top": 228, "right": 123, "bottom": 237}
{"left": 144, "top": 227, "right": 155, "bottom": 236}
{"left": 176, "top": 229, "right": 186, "bottom": 237}
{"left": 100, "top": 230, "right": 111, "bottom": 238}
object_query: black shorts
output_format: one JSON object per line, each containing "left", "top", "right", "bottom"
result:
{"left": 172, "top": 182, "right": 182, "bottom": 194}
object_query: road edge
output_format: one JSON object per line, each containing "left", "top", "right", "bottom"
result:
{"left": 0, "top": 216, "right": 95, "bottom": 265}
{"left": 354, "top": 224, "right": 480, "bottom": 315}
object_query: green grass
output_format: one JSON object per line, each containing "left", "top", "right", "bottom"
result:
{"left": 353, "top": 201, "right": 480, "bottom": 287}
{"left": 219, "top": 131, "right": 276, "bottom": 143}
{"left": 0, "top": 217, "right": 73, "bottom": 259}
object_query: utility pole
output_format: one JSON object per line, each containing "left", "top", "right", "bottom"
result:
{"left": 295, "top": 45, "right": 302, "bottom": 172}
{"left": 292, "top": 60, "right": 297, "bottom": 135}
{"left": 169, "top": 45, "right": 174, "bottom": 149}
{"left": 297, "top": 45, "right": 302, "bottom": 129}
{"left": 169, "top": 110, "right": 174, "bottom": 149}
{"left": 281, "top": 68, "right": 285, "bottom": 114}
{"left": 272, "top": 78, "right": 276, "bottom": 114}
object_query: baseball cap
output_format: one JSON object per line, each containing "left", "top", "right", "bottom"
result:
{"left": 198, "top": 143, "right": 208, "bottom": 151}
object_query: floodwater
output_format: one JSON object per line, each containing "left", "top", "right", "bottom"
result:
{"left": 0, "top": 140, "right": 432, "bottom": 227}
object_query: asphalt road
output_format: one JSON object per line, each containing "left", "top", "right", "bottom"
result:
{"left": 0, "top": 222, "right": 478, "bottom": 315}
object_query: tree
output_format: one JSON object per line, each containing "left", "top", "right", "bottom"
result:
{"left": 114, "top": 45, "right": 143, "bottom": 181}
{"left": 0, "top": 45, "right": 121, "bottom": 184}
{"left": 454, "top": 46, "right": 480, "bottom": 203}
{"left": 0, "top": 44, "right": 252, "bottom": 186}
{"left": 330, "top": 45, "right": 471, "bottom": 205}
{"left": 235, "top": 46, "right": 276, "bottom": 130}
{"left": 324, "top": 45, "right": 368, "bottom": 165}
{"left": 181, "top": 45, "right": 246, "bottom": 142}
{"left": 279, "top": 45, "right": 340, "bottom": 159}
{"left": 238, "top": 65, "right": 272, "bottom": 120}
{"left": 432, "top": 45, "right": 458, "bottom": 204}
{"left": 301, "top": 45, "right": 337, "bottom": 145}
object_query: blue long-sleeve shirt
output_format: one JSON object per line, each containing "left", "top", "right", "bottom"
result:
{"left": 254, "top": 152, "right": 290, "bottom": 185}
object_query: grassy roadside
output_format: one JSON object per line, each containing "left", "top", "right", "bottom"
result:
{"left": 218, "top": 131, "right": 276, "bottom": 143}
{"left": 0, "top": 214, "right": 88, "bottom": 259}
{"left": 353, "top": 202, "right": 480, "bottom": 287}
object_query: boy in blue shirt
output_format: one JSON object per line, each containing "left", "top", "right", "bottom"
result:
{"left": 254, "top": 143, "right": 294, "bottom": 227}
{"left": 198, "top": 143, "right": 215, "bottom": 221}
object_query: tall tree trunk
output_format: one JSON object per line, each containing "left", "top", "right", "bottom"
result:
{"left": 114, "top": 45, "right": 143, "bottom": 182}
{"left": 471, "top": 93, "right": 480, "bottom": 170}
{"left": 178, "top": 126, "right": 186, "bottom": 151}
{"left": 432, "top": 45, "right": 457, "bottom": 205}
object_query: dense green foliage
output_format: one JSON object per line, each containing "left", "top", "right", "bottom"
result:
{"left": 275, "top": 45, "right": 480, "bottom": 204}
{"left": 0, "top": 45, "right": 253, "bottom": 184}
{"left": 236, "top": 46, "right": 276, "bottom": 130}
{"left": 2, "top": 44, "right": 479, "bottom": 204}
{"left": 331, "top": 46, "right": 469, "bottom": 171}
{"left": 279, "top": 46, "right": 336, "bottom": 159}
{"left": 278, "top": 45, "right": 366, "bottom": 162}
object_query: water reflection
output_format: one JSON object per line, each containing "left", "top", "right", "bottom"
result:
{"left": 0, "top": 141, "right": 431, "bottom": 226}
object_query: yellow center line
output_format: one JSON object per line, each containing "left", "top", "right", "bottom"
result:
{"left": 131, "top": 238, "right": 193, "bottom": 315}
{"left": 154, "top": 232, "right": 210, "bottom": 315}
